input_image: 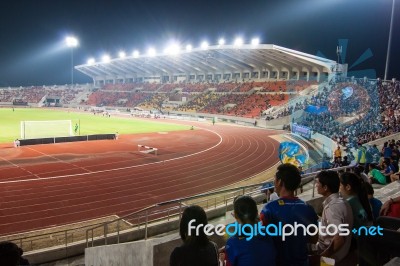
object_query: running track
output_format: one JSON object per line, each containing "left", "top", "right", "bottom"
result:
{"left": 0, "top": 121, "right": 280, "bottom": 236}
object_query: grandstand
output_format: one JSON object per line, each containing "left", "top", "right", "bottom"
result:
{"left": 75, "top": 44, "right": 339, "bottom": 86}
{"left": 1, "top": 43, "right": 400, "bottom": 265}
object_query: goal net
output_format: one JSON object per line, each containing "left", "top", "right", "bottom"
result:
{"left": 20, "top": 120, "right": 73, "bottom": 139}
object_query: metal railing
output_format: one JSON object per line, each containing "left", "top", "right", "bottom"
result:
{"left": 1, "top": 164, "right": 355, "bottom": 256}
{"left": 85, "top": 182, "right": 265, "bottom": 248}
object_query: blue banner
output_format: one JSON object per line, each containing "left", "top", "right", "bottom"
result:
{"left": 304, "top": 105, "right": 328, "bottom": 115}
{"left": 291, "top": 123, "right": 312, "bottom": 139}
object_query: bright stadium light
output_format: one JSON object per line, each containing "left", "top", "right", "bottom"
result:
{"left": 169, "top": 44, "right": 180, "bottom": 55}
{"left": 186, "top": 44, "right": 192, "bottom": 52}
{"left": 218, "top": 38, "right": 225, "bottom": 46}
{"left": 234, "top": 37, "right": 244, "bottom": 47}
{"left": 119, "top": 51, "right": 126, "bottom": 59}
{"left": 66, "top": 36, "right": 79, "bottom": 48}
{"left": 163, "top": 47, "right": 170, "bottom": 54}
{"left": 65, "top": 36, "right": 79, "bottom": 87}
{"left": 201, "top": 41, "right": 209, "bottom": 50}
{"left": 102, "top": 54, "right": 111, "bottom": 63}
{"left": 148, "top": 47, "right": 156, "bottom": 57}
{"left": 132, "top": 50, "right": 139, "bottom": 58}
{"left": 87, "top": 58, "right": 95, "bottom": 65}
{"left": 251, "top": 38, "right": 260, "bottom": 46}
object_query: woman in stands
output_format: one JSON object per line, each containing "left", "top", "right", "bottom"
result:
{"left": 223, "top": 195, "right": 276, "bottom": 266}
{"left": 339, "top": 172, "right": 373, "bottom": 229}
{"left": 170, "top": 205, "right": 219, "bottom": 266}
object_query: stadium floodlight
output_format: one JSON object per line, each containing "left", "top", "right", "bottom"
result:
{"left": 66, "top": 36, "right": 78, "bottom": 48}
{"left": 218, "top": 38, "right": 225, "bottom": 46}
{"left": 133, "top": 50, "right": 140, "bottom": 58}
{"left": 384, "top": 0, "right": 395, "bottom": 80}
{"left": 251, "top": 38, "right": 260, "bottom": 46}
{"left": 163, "top": 47, "right": 170, "bottom": 54}
{"left": 234, "top": 37, "right": 244, "bottom": 47}
{"left": 148, "top": 47, "right": 156, "bottom": 57}
{"left": 102, "top": 54, "right": 111, "bottom": 63}
{"left": 119, "top": 51, "right": 126, "bottom": 59}
{"left": 65, "top": 36, "right": 79, "bottom": 87}
{"left": 186, "top": 44, "right": 192, "bottom": 52}
{"left": 168, "top": 44, "right": 180, "bottom": 55}
{"left": 201, "top": 41, "right": 209, "bottom": 50}
{"left": 87, "top": 58, "right": 95, "bottom": 65}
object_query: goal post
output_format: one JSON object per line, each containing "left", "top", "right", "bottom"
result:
{"left": 20, "top": 120, "right": 73, "bottom": 139}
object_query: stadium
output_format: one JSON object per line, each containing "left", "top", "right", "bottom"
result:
{"left": 1, "top": 1, "right": 400, "bottom": 266}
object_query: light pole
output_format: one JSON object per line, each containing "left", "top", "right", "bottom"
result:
{"left": 66, "top": 36, "right": 79, "bottom": 87}
{"left": 384, "top": 0, "right": 396, "bottom": 81}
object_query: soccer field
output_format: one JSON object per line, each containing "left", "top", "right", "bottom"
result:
{"left": 0, "top": 108, "right": 188, "bottom": 143}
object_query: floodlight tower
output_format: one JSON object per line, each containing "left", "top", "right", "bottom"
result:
{"left": 384, "top": 0, "right": 396, "bottom": 81}
{"left": 66, "top": 36, "right": 79, "bottom": 87}
{"left": 335, "top": 46, "right": 343, "bottom": 82}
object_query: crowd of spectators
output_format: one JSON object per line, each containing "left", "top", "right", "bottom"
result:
{"left": 0, "top": 86, "right": 85, "bottom": 105}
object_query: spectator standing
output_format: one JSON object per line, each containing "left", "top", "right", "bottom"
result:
{"left": 170, "top": 206, "right": 219, "bottom": 266}
{"left": 334, "top": 146, "right": 342, "bottom": 165}
{"left": 339, "top": 172, "right": 373, "bottom": 229}
{"left": 356, "top": 143, "right": 367, "bottom": 166}
{"left": 224, "top": 196, "right": 276, "bottom": 266}
{"left": 369, "top": 144, "right": 380, "bottom": 164}
{"left": 315, "top": 171, "right": 353, "bottom": 264}
{"left": 260, "top": 163, "right": 318, "bottom": 266}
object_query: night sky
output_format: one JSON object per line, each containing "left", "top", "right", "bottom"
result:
{"left": 0, "top": 0, "right": 399, "bottom": 86}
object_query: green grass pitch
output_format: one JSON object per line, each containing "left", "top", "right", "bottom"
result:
{"left": 0, "top": 108, "right": 189, "bottom": 143}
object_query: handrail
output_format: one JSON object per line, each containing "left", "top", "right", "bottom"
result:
{"left": 85, "top": 182, "right": 266, "bottom": 247}
{"left": 2, "top": 164, "right": 356, "bottom": 256}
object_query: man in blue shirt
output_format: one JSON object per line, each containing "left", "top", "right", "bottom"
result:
{"left": 260, "top": 163, "right": 318, "bottom": 266}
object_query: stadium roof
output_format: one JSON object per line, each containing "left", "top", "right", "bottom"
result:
{"left": 75, "top": 44, "right": 341, "bottom": 83}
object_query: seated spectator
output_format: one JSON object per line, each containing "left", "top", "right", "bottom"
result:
{"left": 170, "top": 205, "right": 219, "bottom": 266}
{"left": 354, "top": 165, "right": 369, "bottom": 183}
{"left": 380, "top": 196, "right": 400, "bottom": 218}
{"left": 224, "top": 195, "right": 276, "bottom": 266}
{"left": 260, "top": 163, "right": 318, "bottom": 266}
{"left": 341, "top": 156, "right": 350, "bottom": 167}
{"left": 381, "top": 161, "right": 395, "bottom": 183}
{"left": 389, "top": 170, "right": 400, "bottom": 182}
{"left": 339, "top": 172, "right": 373, "bottom": 229}
{"left": 364, "top": 182, "right": 383, "bottom": 222}
{"left": 315, "top": 171, "right": 353, "bottom": 264}
{"left": 368, "top": 164, "right": 387, "bottom": 185}
{"left": 0, "top": 241, "right": 20, "bottom": 266}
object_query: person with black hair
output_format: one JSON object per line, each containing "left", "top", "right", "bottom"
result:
{"left": 364, "top": 182, "right": 382, "bottom": 221}
{"left": 170, "top": 205, "right": 219, "bottom": 266}
{"left": 368, "top": 164, "right": 387, "bottom": 185}
{"left": 260, "top": 163, "right": 318, "bottom": 266}
{"left": 315, "top": 171, "right": 353, "bottom": 264}
{"left": 341, "top": 156, "right": 350, "bottom": 167}
{"left": 339, "top": 172, "right": 373, "bottom": 229}
{"left": 224, "top": 195, "right": 276, "bottom": 266}
{"left": 0, "top": 241, "right": 20, "bottom": 266}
